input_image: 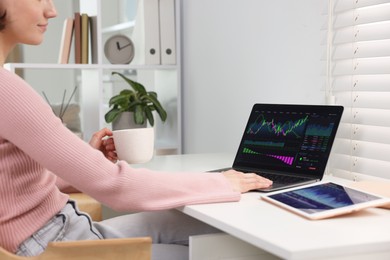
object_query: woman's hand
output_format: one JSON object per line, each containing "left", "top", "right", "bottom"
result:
{"left": 222, "top": 170, "right": 273, "bottom": 193}
{"left": 89, "top": 128, "right": 118, "bottom": 162}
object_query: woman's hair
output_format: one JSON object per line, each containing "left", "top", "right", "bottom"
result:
{"left": 0, "top": 6, "right": 6, "bottom": 31}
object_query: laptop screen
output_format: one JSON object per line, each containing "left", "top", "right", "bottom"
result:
{"left": 233, "top": 104, "right": 343, "bottom": 178}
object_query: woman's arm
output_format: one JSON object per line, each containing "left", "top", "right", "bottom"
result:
{"left": 56, "top": 128, "right": 118, "bottom": 193}
{"left": 0, "top": 69, "right": 269, "bottom": 212}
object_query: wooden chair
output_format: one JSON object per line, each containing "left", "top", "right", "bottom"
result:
{"left": 68, "top": 193, "right": 103, "bottom": 221}
{"left": 0, "top": 237, "right": 152, "bottom": 260}
{"left": 0, "top": 194, "right": 152, "bottom": 259}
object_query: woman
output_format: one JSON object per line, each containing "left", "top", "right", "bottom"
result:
{"left": 0, "top": 0, "right": 272, "bottom": 259}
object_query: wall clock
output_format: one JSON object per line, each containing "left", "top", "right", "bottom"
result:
{"left": 104, "top": 35, "right": 135, "bottom": 64}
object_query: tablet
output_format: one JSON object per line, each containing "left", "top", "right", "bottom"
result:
{"left": 261, "top": 182, "right": 390, "bottom": 220}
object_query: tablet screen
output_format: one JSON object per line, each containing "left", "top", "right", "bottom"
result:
{"left": 265, "top": 182, "right": 384, "bottom": 216}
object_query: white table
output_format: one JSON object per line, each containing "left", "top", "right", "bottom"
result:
{"left": 140, "top": 153, "right": 390, "bottom": 260}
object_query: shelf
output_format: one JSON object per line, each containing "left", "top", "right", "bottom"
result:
{"left": 5, "top": 63, "right": 100, "bottom": 70}
{"left": 6, "top": 63, "right": 178, "bottom": 71}
{"left": 6, "top": 0, "right": 182, "bottom": 154}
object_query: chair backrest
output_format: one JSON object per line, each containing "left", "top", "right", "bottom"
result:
{"left": 69, "top": 193, "right": 102, "bottom": 221}
{"left": 0, "top": 237, "right": 151, "bottom": 260}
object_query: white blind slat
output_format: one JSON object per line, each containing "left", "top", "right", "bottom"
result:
{"left": 333, "top": 3, "right": 390, "bottom": 28}
{"left": 333, "top": 108, "right": 390, "bottom": 128}
{"left": 334, "top": 0, "right": 390, "bottom": 12}
{"left": 331, "top": 138, "right": 352, "bottom": 154}
{"left": 332, "top": 139, "right": 390, "bottom": 162}
{"left": 333, "top": 39, "right": 390, "bottom": 59}
{"left": 349, "top": 157, "right": 390, "bottom": 179}
{"left": 329, "top": 168, "right": 354, "bottom": 180}
{"left": 329, "top": 153, "right": 352, "bottom": 172}
{"left": 351, "top": 141, "right": 390, "bottom": 161}
{"left": 336, "top": 123, "right": 390, "bottom": 145}
{"left": 334, "top": 92, "right": 390, "bottom": 110}
{"left": 330, "top": 153, "right": 390, "bottom": 179}
{"left": 332, "top": 57, "right": 390, "bottom": 75}
{"left": 332, "top": 75, "right": 390, "bottom": 91}
{"left": 333, "top": 22, "right": 390, "bottom": 44}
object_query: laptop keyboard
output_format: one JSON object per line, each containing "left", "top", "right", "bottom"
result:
{"left": 251, "top": 172, "right": 308, "bottom": 185}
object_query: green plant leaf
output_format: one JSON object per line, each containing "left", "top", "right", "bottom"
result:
{"left": 104, "top": 108, "right": 122, "bottom": 123}
{"left": 109, "top": 94, "right": 130, "bottom": 108}
{"left": 143, "top": 95, "right": 167, "bottom": 122}
{"left": 112, "top": 72, "right": 147, "bottom": 94}
{"left": 144, "top": 106, "right": 154, "bottom": 126}
{"left": 104, "top": 71, "right": 168, "bottom": 125}
{"left": 127, "top": 100, "right": 143, "bottom": 112}
{"left": 134, "top": 105, "right": 145, "bottom": 125}
{"left": 148, "top": 91, "right": 158, "bottom": 99}
{"left": 119, "top": 89, "right": 134, "bottom": 95}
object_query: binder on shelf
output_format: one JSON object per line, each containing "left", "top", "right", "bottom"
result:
{"left": 81, "top": 13, "right": 89, "bottom": 64}
{"left": 89, "top": 16, "right": 98, "bottom": 64}
{"left": 74, "top": 12, "right": 82, "bottom": 64}
{"left": 58, "top": 18, "right": 74, "bottom": 64}
{"left": 159, "top": 0, "right": 176, "bottom": 65}
{"left": 131, "top": 2, "right": 143, "bottom": 65}
{"left": 144, "top": 0, "right": 160, "bottom": 64}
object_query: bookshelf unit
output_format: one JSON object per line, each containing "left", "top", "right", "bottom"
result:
{"left": 5, "top": 0, "right": 182, "bottom": 154}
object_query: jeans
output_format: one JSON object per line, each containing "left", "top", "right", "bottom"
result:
{"left": 16, "top": 201, "right": 221, "bottom": 260}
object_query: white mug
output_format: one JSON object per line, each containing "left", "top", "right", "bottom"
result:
{"left": 112, "top": 128, "right": 154, "bottom": 164}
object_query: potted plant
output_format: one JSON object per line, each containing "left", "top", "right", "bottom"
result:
{"left": 105, "top": 71, "right": 167, "bottom": 130}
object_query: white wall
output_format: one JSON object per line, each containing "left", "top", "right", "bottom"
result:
{"left": 181, "top": 0, "right": 326, "bottom": 154}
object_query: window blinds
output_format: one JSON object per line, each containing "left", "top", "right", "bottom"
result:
{"left": 327, "top": 0, "right": 390, "bottom": 180}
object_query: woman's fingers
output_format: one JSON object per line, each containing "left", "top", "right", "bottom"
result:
{"left": 222, "top": 170, "right": 273, "bottom": 193}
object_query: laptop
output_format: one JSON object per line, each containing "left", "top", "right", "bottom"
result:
{"left": 211, "top": 103, "right": 344, "bottom": 192}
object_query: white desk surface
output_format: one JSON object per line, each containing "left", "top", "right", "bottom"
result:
{"left": 139, "top": 153, "right": 390, "bottom": 260}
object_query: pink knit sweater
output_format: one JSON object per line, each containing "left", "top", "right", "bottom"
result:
{"left": 0, "top": 68, "right": 240, "bottom": 253}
